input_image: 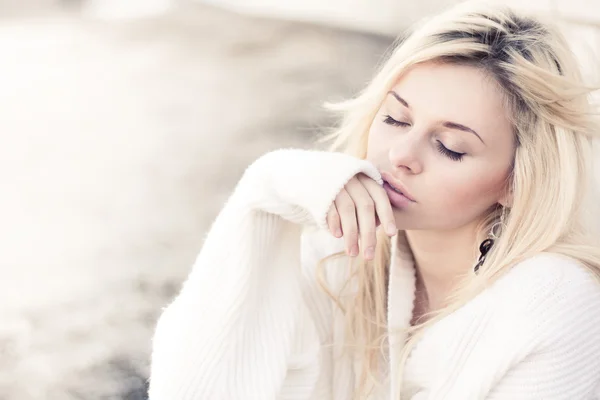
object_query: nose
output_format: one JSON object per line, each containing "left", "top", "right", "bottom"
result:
{"left": 388, "top": 131, "right": 423, "bottom": 174}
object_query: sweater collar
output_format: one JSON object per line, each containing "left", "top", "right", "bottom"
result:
{"left": 387, "top": 231, "right": 417, "bottom": 397}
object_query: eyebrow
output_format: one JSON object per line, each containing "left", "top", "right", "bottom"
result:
{"left": 387, "top": 90, "right": 486, "bottom": 145}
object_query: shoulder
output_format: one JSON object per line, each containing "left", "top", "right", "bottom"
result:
{"left": 490, "top": 252, "right": 600, "bottom": 342}
{"left": 494, "top": 252, "right": 600, "bottom": 301}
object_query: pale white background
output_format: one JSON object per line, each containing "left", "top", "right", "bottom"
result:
{"left": 0, "top": 1, "right": 598, "bottom": 399}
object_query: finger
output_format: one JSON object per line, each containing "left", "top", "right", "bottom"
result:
{"left": 358, "top": 174, "right": 397, "bottom": 237}
{"left": 326, "top": 203, "right": 342, "bottom": 238}
{"left": 334, "top": 187, "right": 359, "bottom": 257}
{"left": 345, "top": 177, "right": 377, "bottom": 260}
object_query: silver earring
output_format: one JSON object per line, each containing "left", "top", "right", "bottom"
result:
{"left": 474, "top": 208, "right": 506, "bottom": 273}
{"left": 489, "top": 212, "right": 505, "bottom": 240}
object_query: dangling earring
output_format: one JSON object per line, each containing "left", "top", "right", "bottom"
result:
{"left": 474, "top": 209, "right": 505, "bottom": 273}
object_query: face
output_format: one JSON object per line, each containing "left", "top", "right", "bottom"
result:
{"left": 366, "top": 62, "right": 515, "bottom": 231}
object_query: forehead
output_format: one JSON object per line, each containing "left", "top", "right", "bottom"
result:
{"left": 388, "top": 62, "right": 513, "bottom": 140}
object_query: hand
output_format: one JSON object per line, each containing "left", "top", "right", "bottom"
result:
{"left": 326, "top": 173, "right": 397, "bottom": 260}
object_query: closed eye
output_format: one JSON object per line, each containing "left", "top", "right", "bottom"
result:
{"left": 436, "top": 141, "right": 465, "bottom": 161}
{"left": 383, "top": 115, "right": 410, "bottom": 127}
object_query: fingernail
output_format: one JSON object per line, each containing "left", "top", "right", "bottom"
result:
{"left": 334, "top": 228, "right": 342, "bottom": 238}
{"left": 349, "top": 245, "right": 359, "bottom": 257}
{"left": 365, "top": 246, "right": 374, "bottom": 260}
{"left": 387, "top": 222, "right": 397, "bottom": 235}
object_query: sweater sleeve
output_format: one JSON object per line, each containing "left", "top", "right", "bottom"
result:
{"left": 147, "top": 149, "right": 382, "bottom": 400}
{"left": 485, "top": 256, "right": 600, "bottom": 400}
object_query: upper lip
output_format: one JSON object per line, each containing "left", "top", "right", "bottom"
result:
{"left": 381, "top": 171, "right": 416, "bottom": 202}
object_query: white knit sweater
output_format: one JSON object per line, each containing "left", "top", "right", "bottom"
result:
{"left": 148, "top": 149, "right": 600, "bottom": 400}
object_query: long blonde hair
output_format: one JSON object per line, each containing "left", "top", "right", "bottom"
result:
{"left": 316, "top": 1, "right": 600, "bottom": 398}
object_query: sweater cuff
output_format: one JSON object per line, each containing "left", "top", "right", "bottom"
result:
{"left": 244, "top": 148, "right": 383, "bottom": 231}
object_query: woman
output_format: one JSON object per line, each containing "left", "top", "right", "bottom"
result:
{"left": 148, "top": 1, "right": 600, "bottom": 399}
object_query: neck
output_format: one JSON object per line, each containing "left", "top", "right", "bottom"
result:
{"left": 405, "top": 221, "right": 481, "bottom": 313}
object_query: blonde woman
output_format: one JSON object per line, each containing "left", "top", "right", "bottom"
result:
{"left": 148, "top": 1, "right": 600, "bottom": 399}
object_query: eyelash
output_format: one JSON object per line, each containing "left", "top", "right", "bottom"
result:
{"left": 382, "top": 114, "right": 465, "bottom": 162}
{"left": 436, "top": 141, "right": 464, "bottom": 161}
{"left": 383, "top": 115, "right": 409, "bottom": 127}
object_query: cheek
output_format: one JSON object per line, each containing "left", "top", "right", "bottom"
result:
{"left": 366, "top": 124, "right": 388, "bottom": 160}
{"left": 431, "top": 168, "right": 508, "bottom": 214}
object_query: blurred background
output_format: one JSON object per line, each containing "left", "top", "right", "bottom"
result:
{"left": 0, "top": 1, "right": 598, "bottom": 399}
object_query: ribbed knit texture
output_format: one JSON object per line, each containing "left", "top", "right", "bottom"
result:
{"left": 148, "top": 148, "right": 600, "bottom": 400}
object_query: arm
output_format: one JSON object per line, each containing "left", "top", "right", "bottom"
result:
{"left": 148, "top": 149, "right": 382, "bottom": 399}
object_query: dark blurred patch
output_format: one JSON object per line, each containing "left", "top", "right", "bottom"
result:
{"left": 65, "top": 358, "right": 148, "bottom": 400}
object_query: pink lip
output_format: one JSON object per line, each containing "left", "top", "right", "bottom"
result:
{"left": 383, "top": 182, "right": 414, "bottom": 209}
{"left": 380, "top": 171, "right": 416, "bottom": 202}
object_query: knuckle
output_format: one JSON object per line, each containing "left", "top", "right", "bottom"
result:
{"left": 363, "top": 228, "right": 377, "bottom": 237}
{"left": 335, "top": 189, "right": 349, "bottom": 202}
{"left": 358, "top": 201, "right": 375, "bottom": 212}
{"left": 356, "top": 174, "right": 371, "bottom": 185}
{"left": 328, "top": 211, "right": 339, "bottom": 223}
{"left": 361, "top": 235, "right": 376, "bottom": 247}
{"left": 347, "top": 231, "right": 359, "bottom": 242}
{"left": 343, "top": 225, "right": 357, "bottom": 238}
{"left": 341, "top": 204, "right": 356, "bottom": 214}
{"left": 346, "top": 176, "right": 360, "bottom": 186}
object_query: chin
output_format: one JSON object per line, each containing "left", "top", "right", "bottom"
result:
{"left": 392, "top": 213, "right": 420, "bottom": 230}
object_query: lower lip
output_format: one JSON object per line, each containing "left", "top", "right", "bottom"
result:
{"left": 383, "top": 181, "right": 414, "bottom": 209}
